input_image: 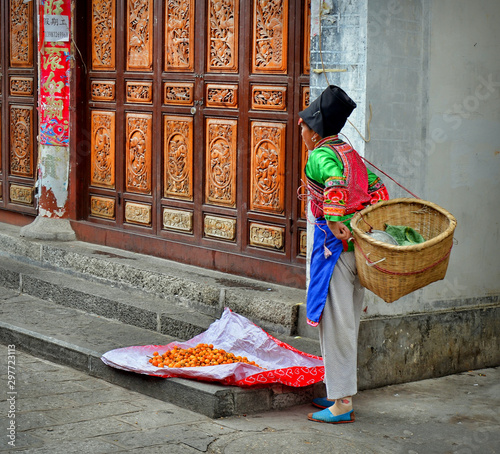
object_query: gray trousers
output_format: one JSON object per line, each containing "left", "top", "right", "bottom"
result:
{"left": 318, "top": 251, "right": 364, "bottom": 399}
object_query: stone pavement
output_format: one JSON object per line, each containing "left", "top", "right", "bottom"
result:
{"left": 1, "top": 347, "right": 499, "bottom": 453}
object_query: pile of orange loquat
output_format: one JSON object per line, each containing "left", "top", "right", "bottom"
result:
{"left": 148, "top": 343, "right": 262, "bottom": 368}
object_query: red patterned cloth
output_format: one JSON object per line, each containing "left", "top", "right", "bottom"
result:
{"left": 101, "top": 309, "right": 325, "bottom": 388}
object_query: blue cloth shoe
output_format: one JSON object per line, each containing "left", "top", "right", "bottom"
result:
{"left": 308, "top": 407, "right": 355, "bottom": 424}
{"left": 312, "top": 397, "right": 335, "bottom": 409}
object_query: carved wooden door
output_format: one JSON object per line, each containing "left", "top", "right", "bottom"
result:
{"left": 79, "top": 0, "right": 311, "bottom": 287}
{"left": 0, "top": 0, "right": 38, "bottom": 218}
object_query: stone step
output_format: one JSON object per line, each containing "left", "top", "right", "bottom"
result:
{"left": 0, "top": 286, "right": 324, "bottom": 418}
{"left": 0, "top": 255, "right": 216, "bottom": 340}
{"left": 0, "top": 253, "right": 321, "bottom": 356}
{"left": 0, "top": 222, "right": 306, "bottom": 336}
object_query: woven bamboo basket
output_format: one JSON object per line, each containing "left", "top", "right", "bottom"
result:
{"left": 350, "top": 198, "right": 457, "bottom": 303}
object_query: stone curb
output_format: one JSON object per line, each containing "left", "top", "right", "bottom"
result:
{"left": 0, "top": 317, "right": 323, "bottom": 419}
{"left": 0, "top": 222, "right": 305, "bottom": 335}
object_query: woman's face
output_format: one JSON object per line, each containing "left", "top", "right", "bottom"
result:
{"left": 300, "top": 120, "right": 320, "bottom": 151}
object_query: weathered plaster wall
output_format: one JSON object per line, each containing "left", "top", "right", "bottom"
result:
{"left": 423, "top": 0, "right": 500, "bottom": 303}
{"left": 308, "top": 0, "right": 500, "bottom": 318}
{"left": 37, "top": 145, "right": 71, "bottom": 218}
{"left": 364, "top": 0, "right": 500, "bottom": 315}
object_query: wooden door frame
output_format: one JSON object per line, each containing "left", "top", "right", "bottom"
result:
{"left": 0, "top": 0, "right": 39, "bottom": 224}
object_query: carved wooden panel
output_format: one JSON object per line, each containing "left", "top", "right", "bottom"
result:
{"left": 10, "top": 184, "right": 33, "bottom": 205}
{"left": 300, "top": 86, "right": 310, "bottom": 218}
{"left": 10, "top": 0, "right": 33, "bottom": 68}
{"left": 126, "top": 113, "right": 152, "bottom": 194}
{"left": 10, "top": 105, "right": 33, "bottom": 178}
{"left": 252, "top": 0, "right": 288, "bottom": 74}
{"left": 126, "top": 81, "right": 153, "bottom": 103}
{"left": 165, "top": 0, "right": 194, "bottom": 72}
{"left": 164, "top": 82, "right": 194, "bottom": 105}
{"left": 303, "top": 86, "right": 310, "bottom": 110}
{"left": 10, "top": 77, "right": 34, "bottom": 96}
{"left": 206, "top": 84, "right": 238, "bottom": 108}
{"left": 205, "top": 118, "right": 237, "bottom": 207}
{"left": 91, "top": 80, "right": 116, "bottom": 101}
{"left": 164, "top": 115, "right": 193, "bottom": 200}
{"left": 92, "top": 0, "right": 116, "bottom": 70}
{"left": 299, "top": 229, "right": 307, "bottom": 256}
{"left": 250, "top": 121, "right": 285, "bottom": 214}
{"left": 303, "top": 0, "right": 311, "bottom": 74}
{"left": 207, "top": 0, "right": 238, "bottom": 73}
{"left": 204, "top": 215, "right": 236, "bottom": 241}
{"left": 162, "top": 208, "right": 193, "bottom": 233}
{"left": 90, "top": 195, "right": 115, "bottom": 219}
{"left": 127, "top": 0, "right": 153, "bottom": 71}
{"left": 91, "top": 111, "right": 115, "bottom": 188}
{"left": 249, "top": 222, "right": 284, "bottom": 250}
{"left": 251, "top": 85, "right": 286, "bottom": 111}
{"left": 125, "top": 201, "right": 152, "bottom": 225}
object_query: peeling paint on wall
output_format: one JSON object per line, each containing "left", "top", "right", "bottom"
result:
{"left": 38, "top": 144, "right": 70, "bottom": 216}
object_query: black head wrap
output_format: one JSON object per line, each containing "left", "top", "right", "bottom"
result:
{"left": 298, "top": 85, "right": 357, "bottom": 137}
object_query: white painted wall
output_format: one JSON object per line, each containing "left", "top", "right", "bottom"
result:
{"left": 423, "top": 0, "right": 500, "bottom": 303}
{"left": 309, "top": 0, "right": 500, "bottom": 318}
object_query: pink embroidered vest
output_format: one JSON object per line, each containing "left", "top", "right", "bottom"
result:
{"left": 306, "top": 140, "right": 371, "bottom": 218}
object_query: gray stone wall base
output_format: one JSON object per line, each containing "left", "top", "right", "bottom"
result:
{"left": 357, "top": 305, "right": 500, "bottom": 390}
{"left": 19, "top": 216, "right": 76, "bottom": 241}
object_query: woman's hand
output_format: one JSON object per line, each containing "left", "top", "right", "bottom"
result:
{"left": 327, "top": 220, "right": 351, "bottom": 241}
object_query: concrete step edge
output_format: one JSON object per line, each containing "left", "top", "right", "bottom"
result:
{"left": 0, "top": 223, "right": 305, "bottom": 335}
{"left": 0, "top": 256, "right": 216, "bottom": 339}
{"left": 0, "top": 292, "right": 323, "bottom": 418}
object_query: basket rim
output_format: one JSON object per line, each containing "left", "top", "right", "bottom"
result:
{"left": 351, "top": 198, "right": 457, "bottom": 251}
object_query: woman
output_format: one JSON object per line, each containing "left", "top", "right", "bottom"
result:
{"left": 299, "top": 86, "right": 389, "bottom": 424}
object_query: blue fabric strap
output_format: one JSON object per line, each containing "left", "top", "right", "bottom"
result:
{"left": 306, "top": 220, "right": 343, "bottom": 325}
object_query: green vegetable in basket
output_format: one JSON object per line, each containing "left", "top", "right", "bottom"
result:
{"left": 384, "top": 224, "right": 425, "bottom": 246}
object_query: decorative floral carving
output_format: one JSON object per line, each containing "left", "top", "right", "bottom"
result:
{"left": 164, "top": 116, "right": 193, "bottom": 200}
{"left": 127, "top": 0, "right": 153, "bottom": 71}
{"left": 251, "top": 122, "right": 285, "bottom": 213}
{"left": 165, "top": 0, "right": 193, "bottom": 71}
{"left": 303, "top": 86, "right": 310, "bottom": 109}
{"left": 92, "top": 0, "right": 115, "bottom": 70}
{"left": 125, "top": 201, "right": 152, "bottom": 225}
{"left": 164, "top": 82, "right": 194, "bottom": 105}
{"left": 10, "top": 78, "right": 34, "bottom": 96}
{"left": 10, "top": 184, "right": 33, "bottom": 205}
{"left": 10, "top": 0, "right": 33, "bottom": 67}
{"left": 91, "top": 81, "right": 116, "bottom": 101}
{"left": 10, "top": 106, "right": 33, "bottom": 177}
{"left": 204, "top": 215, "right": 236, "bottom": 240}
{"left": 249, "top": 223, "right": 284, "bottom": 250}
{"left": 91, "top": 111, "right": 115, "bottom": 188}
{"left": 303, "top": 0, "right": 311, "bottom": 74}
{"left": 208, "top": 0, "right": 238, "bottom": 72}
{"left": 299, "top": 229, "right": 307, "bottom": 256}
{"left": 126, "top": 114, "right": 152, "bottom": 194}
{"left": 206, "top": 119, "right": 237, "bottom": 207}
{"left": 206, "top": 84, "right": 238, "bottom": 108}
{"left": 90, "top": 196, "right": 115, "bottom": 219}
{"left": 253, "top": 0, "right": 288, "bottom": 73}
{"left": 163, "top": 208, "right": 193, "bottom": 232}
{"left": 251, "top": 86, "right": 286, "bottom": 110}
{"left": 126, "top": 81, "right": 153, "bottom": 103}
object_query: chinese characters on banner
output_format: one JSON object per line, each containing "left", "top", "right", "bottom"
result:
{"left": 39, "top": 0, "right": 71, "bottom": 146}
